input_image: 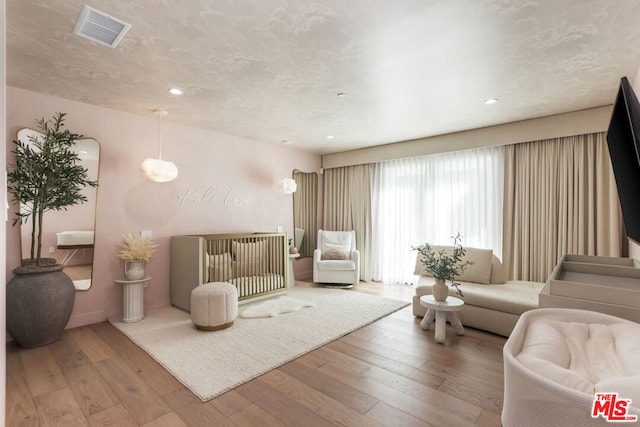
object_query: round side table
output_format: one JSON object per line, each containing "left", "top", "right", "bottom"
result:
{"left": 115, "top": 277, "right": 150, "bottom": 322}
{"left": 419, "top": 295, "right": 465, "bottom": 344}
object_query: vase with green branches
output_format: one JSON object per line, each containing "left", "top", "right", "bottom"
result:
{"left": 413, "top": 233, "right": 473, "bottom": 301}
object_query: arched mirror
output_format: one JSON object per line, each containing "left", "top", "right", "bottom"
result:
{"left": 17, "top": 128, "right": 100, "bottom": 291}
{"left": 292, "top": 170, "right": 318, "bottom": 257}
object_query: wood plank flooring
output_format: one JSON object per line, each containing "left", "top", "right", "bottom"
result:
{"left": 6, "top": 282, "right": 506, "bottom": 426}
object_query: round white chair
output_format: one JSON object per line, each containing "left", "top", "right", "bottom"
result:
{"left": 190, "top": 282, "right": 238, "bottom": 331}
{"left": 503, "top": 308, "right": 640, "bottom": 426}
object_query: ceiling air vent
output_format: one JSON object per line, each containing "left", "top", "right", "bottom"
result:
{"left": 73, "top": 5, "right": 131, "bottom": 48}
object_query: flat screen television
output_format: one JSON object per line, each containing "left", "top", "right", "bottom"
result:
{"left": 606, "top": 76, "right": 640, "bottom": 245}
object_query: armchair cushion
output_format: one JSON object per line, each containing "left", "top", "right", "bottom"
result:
{"left": 317, "top": 259, "right": 356, "bottom": 271}
{"left": 320, "top": 230, "right": 353, "bottom": 260}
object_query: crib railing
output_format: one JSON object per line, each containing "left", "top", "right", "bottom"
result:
{"left": 204, "top": 233, "right": 287, "bottom": 300}
{"left": 170, "top": 232, "right": 288, "bottom": 311}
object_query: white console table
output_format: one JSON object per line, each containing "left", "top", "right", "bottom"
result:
{"left": 539, "top": 255, "right": 640, "bottom": 322}
{"left": 115, "top": 277, "right": 150, "bottom": 322}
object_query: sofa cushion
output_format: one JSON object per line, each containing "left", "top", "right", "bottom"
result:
{"left": 414, "top": 245, "right": 494, "bottom": 284}
{"left": 415, "top": 276, "right": 544, "bottom": 315}
{"left": 490, "top": 254, "right": 506, "bottom": 284}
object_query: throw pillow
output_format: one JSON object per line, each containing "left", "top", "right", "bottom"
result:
{"left": 323, "top": 248, "right": 349, "bottom": 260}
{"left": 232, "top": 239, "right": 267, "bottom": 265}
{"left": 209, "top": 252, "right": 232, "bottom": 281}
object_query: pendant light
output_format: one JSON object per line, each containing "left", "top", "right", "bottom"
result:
{"left": 141, "top": 109, "right": 179, "bottom": 183}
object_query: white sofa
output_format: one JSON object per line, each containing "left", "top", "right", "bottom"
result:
{"left": 502, "top": 308, "right": 640, "bottom": 426}
{"left": 412, "top": 246, "right": 544, "bottom": 337}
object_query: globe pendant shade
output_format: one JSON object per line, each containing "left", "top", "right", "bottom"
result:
{"left": 140, "top": 158, "right": 179, "bottom": 183}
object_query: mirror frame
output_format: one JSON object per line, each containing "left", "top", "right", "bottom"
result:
{"left": 292, "top": 169, "right": 318, "bottom": 257}
{"left": 17, "top": 128, "right": 101, "bottom": 291}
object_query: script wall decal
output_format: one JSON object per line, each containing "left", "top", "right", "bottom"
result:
{"left": 177, "top": 186, "right": 253, "bottom": 208}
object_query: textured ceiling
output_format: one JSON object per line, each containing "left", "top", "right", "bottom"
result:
{"left": 7, "top": 0, "right": 640, "bottom": 154}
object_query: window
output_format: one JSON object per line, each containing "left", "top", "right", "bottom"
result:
{"left": 372, "top": 146, "right": 504, "bottom": 284}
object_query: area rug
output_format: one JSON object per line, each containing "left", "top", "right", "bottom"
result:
{"left": 109, "top": 285, "right": 409, "bottom": 401}
{"left": 239, "top": 295, "right": 315, "bottom": 318}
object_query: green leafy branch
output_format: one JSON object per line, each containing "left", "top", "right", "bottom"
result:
{"left": 7, "top": 113, "right": 98, "bottom": 265}
{"left": 412, "top": 233, "right": 473, "bottom": 297}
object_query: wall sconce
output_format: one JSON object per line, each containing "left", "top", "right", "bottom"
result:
{"left": 141, "top": 109, "right": 179, "bottom": 183}
{"left": 277, "top": 178, "right": 297, "bottom": 194}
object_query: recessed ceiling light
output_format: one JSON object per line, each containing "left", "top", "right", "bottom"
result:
{"left": 337, "top": 92, "right": 346, "bottom": 97}
{"left": 169, "top": 88, "right": 183, "bottom": 95}
{"left": 326, "top": 135, "right": 335, "bottom": 140}
{"left": 484, "top": 98, "right": 498, "bottom": 105}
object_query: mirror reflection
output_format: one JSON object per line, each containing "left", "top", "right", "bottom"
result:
{"left": 18, "top": 128, "right": 100, "bottom": 290}
{"left": 292, "top": 170, "right": 318, "bottom": 257}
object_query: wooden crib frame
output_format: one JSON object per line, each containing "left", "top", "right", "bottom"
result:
{"left": 170, "top": 233, "right": 288, "bottom": 312}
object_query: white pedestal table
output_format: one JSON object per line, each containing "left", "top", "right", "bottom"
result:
{"left": 419, "top": 295, "right": 465, "bottom": 344}
{"left": 115, "top": 277, "right": 150, "bottom": 322}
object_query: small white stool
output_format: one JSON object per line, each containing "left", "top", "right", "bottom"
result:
{"left": 420, "top": 295, "right": 465, "bottom": 343}
{"left": 191, "top": 282, "right": 238, "bottom": 331}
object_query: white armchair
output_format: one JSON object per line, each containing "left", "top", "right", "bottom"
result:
{"left": 313, "top": 230, "right": 360, "bottom": 288}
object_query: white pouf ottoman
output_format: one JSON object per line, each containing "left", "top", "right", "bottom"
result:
{"left": 190, "top": 282, "right": 238, "bottom": 331}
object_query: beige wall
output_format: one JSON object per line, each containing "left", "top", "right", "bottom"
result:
{"left": 322, "top": 106, "right": 612, "bottom": 168}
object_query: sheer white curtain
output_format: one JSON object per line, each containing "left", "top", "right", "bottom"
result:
{"left": 372, "top": 146, "right": 504, "bottom": 284}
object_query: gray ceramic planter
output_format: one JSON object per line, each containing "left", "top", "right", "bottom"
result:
{"left": 6, "top": 263, "right": 75, "bottom": 348}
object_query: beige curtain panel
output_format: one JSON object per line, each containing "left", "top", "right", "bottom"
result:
{"left": 322, "top": 165, "right": 373, "bottom": 282}
{"left": 293, "top": 171, "right": 318, "bottom": 257}
{"left": 503, "top": 132, "right": 624, "bottom": 282}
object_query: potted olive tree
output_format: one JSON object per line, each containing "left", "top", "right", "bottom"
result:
{"left": 6, "top": 112, "right": 98, "bottom": 347}
{"left": 413, "top": 233, "right": 473, "bottom": 301}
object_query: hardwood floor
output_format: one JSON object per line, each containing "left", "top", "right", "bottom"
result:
{"left": 6, "top": 282, "right": 506, "bottom": 426}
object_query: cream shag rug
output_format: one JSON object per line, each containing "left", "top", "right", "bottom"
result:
{"left": 109, "top": 285, "right": 409, "bottom": 401}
